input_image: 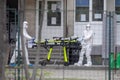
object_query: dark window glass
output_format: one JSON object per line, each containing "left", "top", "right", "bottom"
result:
{"left": 76, "top": 0, "right": 89, "bottom": 22}
{"left": 76, "top": 0, "right": 89, "bottom": 7}
{"left": 115, "top": 0, "right": 120, "bottom": 22}
{"left": 47, "top": 1, "right": 61, "bottom": 26}
{"left": 116, "top": 0, "right": 120, "bottom": 7}
{"left": 115, "top": 0, "right": 120, "bottom": 13}
{"left": 92, "top": 0, "right": 103, "bottom": 21}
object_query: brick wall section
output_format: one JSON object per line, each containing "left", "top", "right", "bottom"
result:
{"left": 25, "top": 0, "right": 36, "bottom": 37}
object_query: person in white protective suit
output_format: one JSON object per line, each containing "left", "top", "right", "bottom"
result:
{"left": 9, "top": 21, "right": 33, "bottom": 67}
{"left": 74, "top": 24, "right": 94, "bottom": 66}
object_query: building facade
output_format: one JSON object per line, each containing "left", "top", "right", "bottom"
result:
{"left": 7, "top": 0, "right": 120, "bottom": 60}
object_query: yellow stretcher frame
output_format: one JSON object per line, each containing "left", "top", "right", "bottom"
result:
{"left": 37, "top": 39, "right": 79, "bottom": 66}
{"left": 47, "top": 47, "right": 53, "bottom": 61}
{"left": 37, "top": 39, "right": 77, "bottom": 44}
{"left": 46, "top": 46, "right": 68, "bottom": 62}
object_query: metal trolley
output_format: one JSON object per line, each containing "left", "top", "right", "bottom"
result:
{"left": 39, "top": 37, "right": 82, "bottom": 66}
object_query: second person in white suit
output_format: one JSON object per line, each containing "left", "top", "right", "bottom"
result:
{"left": 74, "top": 24, "right": 94, "bottom": 66}
{"left": 10, "top": 21, "right": 33, "bottom": 67}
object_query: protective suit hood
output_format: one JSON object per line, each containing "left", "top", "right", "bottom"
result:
{"left": 23, "top": 21, "right": 32, "bottom": 39}
{"left": 23, "top": 21, "right": 28, "bottom": 28}
{"left": 86, "top": 24, "right": 90, "bottom": 31}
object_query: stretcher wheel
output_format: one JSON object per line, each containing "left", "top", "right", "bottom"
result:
{"left": 41, "top": 60, "right": 47, "bottom": 66}
{"left": 64, "top": 62, "right": 69, "bottom": 66}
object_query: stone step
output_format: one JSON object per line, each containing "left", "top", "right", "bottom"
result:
{"left": 28, "top": 48, "right": 65, "bottom": 65}
{"left": 37, "top": 65, "right": 108, "bottom": 70}
{"left": 28, "top": 48, "right": 103, "bottom": 65}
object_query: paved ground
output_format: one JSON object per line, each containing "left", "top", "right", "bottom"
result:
{"left": 5, "top": 65, "right": 120, "bottom": 80}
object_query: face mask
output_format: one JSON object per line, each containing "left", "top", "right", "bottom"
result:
{"left": 23, "top": 21, "right": 28, "bottom": 28}
{"left": 25, "top": 24, "right": 28, "bottom": 28}
{"left": 86, "top": 26, "right": 90, "bottom": 31}
{"left": 24, "top": 23, "right": 28, "bottom": 28}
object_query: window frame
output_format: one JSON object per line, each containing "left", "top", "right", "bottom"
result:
{"left": 75, "top": 0, "right": 104, "bottom": 22}
{"left": 92, "top": 0, "right": 104, "bottom": 21}
{"left": 75, "top": 0, "right": 89, "bottom": 22}
{"left": 47, "top": 1, "right": 62, "bottom": 26}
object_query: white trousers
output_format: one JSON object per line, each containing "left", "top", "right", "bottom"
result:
{"left": 78, "top": 44, "right": 92, "bottom": 64}
{"left": 10, "top": 38, "right": 30, "bottom": 65}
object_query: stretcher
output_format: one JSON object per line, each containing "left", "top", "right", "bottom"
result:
{"left": 37, "top": 37, "right": 82, "bottom": 66}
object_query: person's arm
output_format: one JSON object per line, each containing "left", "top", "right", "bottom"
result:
{"left": 23, "top": 29, "right": 32, "bottom": 40}
{"left": 83, "top": 31, "right": 93, "bottom": 40}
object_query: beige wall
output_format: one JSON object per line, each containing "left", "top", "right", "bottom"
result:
{"left": 107, "top": 0, "right": 115, "bottom": 11}
{"left": 67, "top": 0, "right": 74, "bottom": 37}
{"left": 25, "top": 0, "right": 36, "bottom": 37}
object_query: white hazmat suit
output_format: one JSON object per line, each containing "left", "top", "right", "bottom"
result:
{"left": 10, "top": 21, "right": 33, "bottom": 66}
{"left": 75, "top": 24, "right": 94, "bottom": 66}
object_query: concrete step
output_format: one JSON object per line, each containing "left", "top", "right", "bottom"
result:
{"left": 28, "top": 48, "right": 103, "bottom": 66}
{"left": 28, "top": 48, "right": 65, "bottom": 65}
{"left": 36, "top": 65, "right": 108, "bottom": 70}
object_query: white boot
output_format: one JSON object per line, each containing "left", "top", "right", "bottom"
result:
{"left": 84, "top": 61, "right": 92, "bottom": 67}
{"left": 74, "top": 61, "right": 82, "bottom": 66}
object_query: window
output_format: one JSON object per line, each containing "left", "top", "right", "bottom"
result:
{"left": 115, "top": 0, "right": 120, "bottom": 22}
{"left": 47, "top": 1, "right": 61, "bottom": 26}
{"left": 92, "top": 0, "right": 103, "bottom": 21}
{"left": 76, "top": 0, "right": 89, "bottom": 22}
{"left": 115, "top": 0, "right": 120, "bottom": 7}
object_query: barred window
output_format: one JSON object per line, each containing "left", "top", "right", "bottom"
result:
{"left": 76, "top": 0, "right": 89, "bottom": 22}
{"left": 47, "top": 1, "right": 61, "bottom": 26}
